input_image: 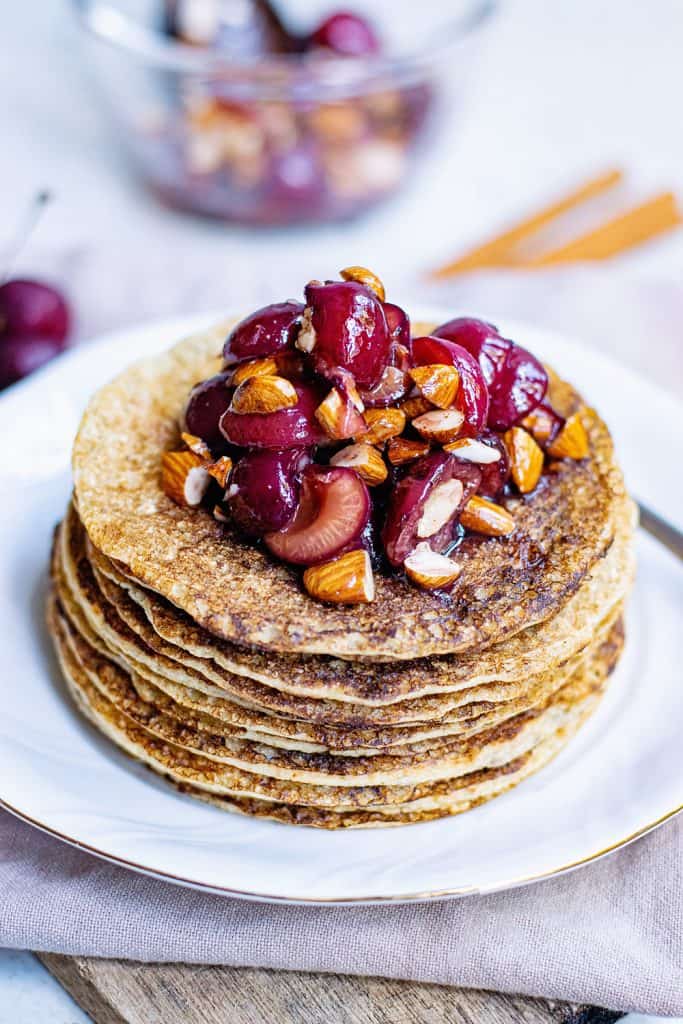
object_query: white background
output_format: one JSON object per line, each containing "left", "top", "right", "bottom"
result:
{"left": 1, "top": 0, "right": 682, "bottom": 1019}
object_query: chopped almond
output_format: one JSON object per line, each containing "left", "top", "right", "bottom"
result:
{"left": 443, "top": 437, "right": 502, "bottom": 463}
{"left": 303, "top": 549, "right": 375, "bottom": 604}
{"left": 339, "top": 265, "right": 386, "bottom": 302}
{"left": 207, "top": 455, "right": 233, "bottom": 489}
{"left": 409, "top": 364, "right": 460, "bottom": 409}
{"left": 230, "top": 375, "right": 298, "bottom": 414}
{"left": 330, "top": 443, "right": 388, "bottom": 486}
{"left": 521, "top": 405, "right": 561, "bottom": 446}
{"left": 460, "top": 495, "right": 515, "bottom": 537}
{"left": 161, "top": 450, "right": 211, "bottom": 507}
{"left": 213, "top": 504, "right": 230, "bottom": 523}
{"left": 295, "top": 306, "right": 316, "bottom": 353}
{"left": 417, "top": 479, "right": 464, "bottom": 538}
{"left": 386, "top": 438, "right": 430, "bottom": 465}
{"left": 180, "top": 431, "right": 212, "bottom": 460}
{"left": 413, "top": 408, "right": 465, "bottom": 444}
{"left": 404, "top": 542, "right": 461, "bottom": 590}
{"left": 315, "top": 387, "right": 367, "bottom": 441}
{"left": 546, "top": 412, "right": 589, "bottom": 459}
{"left": 504, "top": 427, "right": 544, "bottom": 494}
{"left": 231, "top": 356, "right": 279, "bottom": 386}
{"left": 360, "top": 407, "right": 406, "bottom": 446}
{"left": 400, "top": 394, "right": 434, "bottom": 419}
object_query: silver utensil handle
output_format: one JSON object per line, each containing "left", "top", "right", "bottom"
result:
{"left": 638, "top": 502, "right": 683, "bottom": 561}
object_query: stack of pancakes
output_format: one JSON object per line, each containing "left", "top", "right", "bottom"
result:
{"left": 47, "top": 323, "right": 636, "bottom": 828}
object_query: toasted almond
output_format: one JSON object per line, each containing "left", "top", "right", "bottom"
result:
{"left": 404, "top": 542, "right": 461, "bottom": 590}
{"left": 315, "top": 387, "right": 367, "bottom": 441}
{"left": 180, "top": 431, "right": 212, "bottom": 460}
{"left": 303, "top": 549, "right": 375, "bottom": 605}
{"left": 460, "top": 495, "right": 515, "bottom": 537}
{"left": 546, "top": 412, "right": 589, "bottom": 459}
{"left": 359, "top": 407, "right": 406, "bottom": 446}
{"left": 213, "top": 503, "right": 230, "bottom": 523}
{"left": 413, "top": 408, "right": 465, "bottom": 444}
{"left": 521, "top": 405, "right": 561, "bottom": 446}
{"left": 207, "top": 455, "right": 233, "bottom": 489}
{"left": 339, "top": 265, "right": 386, "bottom": 302}
{"left": 330, "top": 443, "right": 388, "bottom": 486}
{"left": 386, "top": 437, "right": 430, "bottom": 465}
{"left": 443, "top": 437, "right": 502, "bottom": 463}
{"left": 504, "top": 426, "right": 544, "bottom": 494}
{"left": 295, "top": 306, "right": 316, "bottom": 353}
{"left": 231, "top": 356, "right": 279, "bottom": 386}
{"left": 400, "top": 394, "right": 434, "bottom": 419}
{"left": 417, "top": 479, "right": 464, "bottom": 538}
{"left": 230, "top": 374, "right": 298, "bottom": 415}
{"left": 409, "top": 364, "right": 460, "bottom": 410}
{"left": 161, "top": 450, "right": 211, "bottom": 507}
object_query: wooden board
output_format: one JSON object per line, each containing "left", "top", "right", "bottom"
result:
{"left": 38, "top": 955, "right": 625, "bottom": 1024}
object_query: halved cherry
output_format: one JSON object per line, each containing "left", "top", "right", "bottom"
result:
{"left": 410, "top": 336, "right": 489, "bottom": 437}
{"left": 228, "top": 448, "right": 311, "bottom": 535}
{"left": 383, "top": 301, "right": 410, "bottom": 348}
{"left": 304, "top": 280, "right": 391, "bottom": 388}
{"left": 487, "top": 343, "right": 548, "bottom": 431}
{"left": 183, "top": 371, "right": 232, "bottom": 448}
{"left": 265, "top": 465, "right": 371, "bottom": 566}
{"left": 433, "top": 317, "right": 510, "bottom": 386}
{"left": 223, "top": 301, "right": 304, "bottom": 365}
{"left": 382, "top": 451, "right": 481, "bottom": 567}
{"left": 219, "top": 380, "right": 327, "bottom": 448}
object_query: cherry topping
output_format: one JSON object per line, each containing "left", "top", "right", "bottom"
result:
{"left": 265, "top": 465, "right": 371, "bottom": 565}
{"left": 472, "top": 431, "right": 511, "bottom": 499}
{"left": 228, "top": 448, "right": 311, "bottom": 535}
{"left": 382, "top": 451, "right": 481, "bottom": 567}
{"left": 304, "top": 280, "right": 391, "bottom": 388}
{"left": 223, "top": 301, "right": 304, "bottom": 365}
{"left": 383, "top": 302, "right": 410, "bottom": 348}
{"left": 433, "top": 317, "right": 510, "bottom": 386}
{"left": 220, "top": 380, "right": 327, "bottom": 449}
{"left": 0, "top": 335, "right": 64, "bottom": 389}
{"left": 184, "top": 371, "right": 232, "bottom": 448}
{"left": 0, "top": 279, "right": 70, "bottom": 343}
{"left": 308, "top": 11, "right": 380, "bottom": 56}
{"left": 410, "top": 336, "right": 489, "bottom": 437}
{"left": 487, "top": 343, "right": 548, "bottom": 431}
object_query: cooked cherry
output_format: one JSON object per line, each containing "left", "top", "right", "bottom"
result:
{"left": 0, "top": 279, "right": 70, "bottom": 343}
{"left": 308, "top": 11, "right": 380, "bottom": 56}
{"left": 304, "top": 280, "right": 391, "bottom": 388}
{"left": 487, "top": 344, "right": 548, "bottom": 431}
{"left": 223, "top": 301, "right": 304, "bottom": 365}
{"left": 410, "top": 336, "right": 489, "bottom": 437}
{"left": 433, "top": 317, "right": 510, "bottom": 387}
{"left": 265, "top": 465, "right": 370, "bottom": 565}
{"left": 220, "top": 380, "right": 327, "bottom": 448}
{"left": 383, "top": 302, "right": 410, "bottom": 348}
{"left": 0, "top": 335, "right": 64, "bottom": 389}
{"left": 184, "top": 371, "right": 232, "bottom": 448}
{"left": 382, "top": 451, "right": 481, "bottom": 566}
{"left": 228, "top": 448, "right": 310, "bottom": 535}
{"left": 473, "top": 431, "right": 511, "bottom": 499}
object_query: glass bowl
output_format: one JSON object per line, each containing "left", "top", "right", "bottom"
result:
{"left": 72, "top": 0, "right": 495, "bottom": 225}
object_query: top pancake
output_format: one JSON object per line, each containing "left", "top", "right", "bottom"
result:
{"left": 73, "top": 321, "right": 628, "bottom": 659}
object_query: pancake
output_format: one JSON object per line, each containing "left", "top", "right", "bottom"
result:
{"left": 72, "top": 322, "right": 629, "bottom": 658}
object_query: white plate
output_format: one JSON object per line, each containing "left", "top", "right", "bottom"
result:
{"left": 0, "top": 312, "right": 681, "bottom": 904}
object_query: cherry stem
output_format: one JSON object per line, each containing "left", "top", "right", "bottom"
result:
{"left": 1, "top": 190, "right": 52, "bottom": 284}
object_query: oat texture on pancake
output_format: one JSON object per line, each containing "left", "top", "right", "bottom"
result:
{"left": 49, "top": 266, "right": 636, "bottom": 827}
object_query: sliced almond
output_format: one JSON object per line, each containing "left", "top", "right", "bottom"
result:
{"left": 386, "top": 438, "right": 430, "bottom": 465}
{"left": 295, "top": 305, "right": 316, "bottom": 353}
{"left": 207, "top": 455, "right": 233, "bottom": 489}
{"left": 315, "top": 387, "right": 367, "bottom": 441}
{"left": 303, "top": 549, "right": 375, "bottom": 605}
{"left": 400, "top": 394, "right": 434, "bottom": 419}
{"left": 339, "top": 265, "right": 386, "bottom": 302}
{"left": 330, "top": 443, "right": 388, "bottom": 486}
{"left": 413, "top": 408, "right": 465, "bottom": 444}
{"left": 504, "top": 426, "right": 544, "bottom": 494}
{"left": 404, "top": 542, "right": 461, "bottom": 590}
{"left": 546, "top": 412, "right": 589, "bottom": 459}
{"left": 417, "top": 479, "right": 464, "bottom": 538}
{"left": 443, "top": 437, "right": 502, "bottom": 463}
{"left": 360, "top": 407, "right": 406, "bottom": 446}
{"left": 230, "top": 374, "right": 298, "bottom": 415}
{"left": 231, "top": 356, "right": 279, "bottom": 386}
{"left": 161, "top": 450, "right": 211, "bottom": 507}
{"left": 460, "top": 495, "right": 515, "bottom": 537}
{"left": 180, "top": 431, "right": 212, "bottom": 460}
{"left": 409, "top": 364, "right": 460, "bottom": 410}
